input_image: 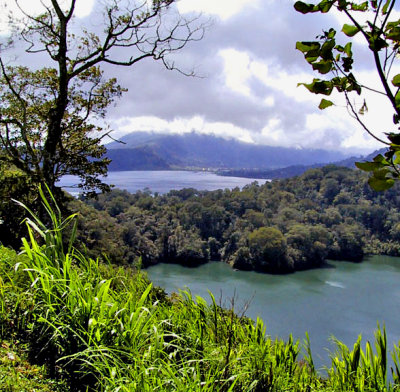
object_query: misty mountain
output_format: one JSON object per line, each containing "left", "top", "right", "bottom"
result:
{"left": 106, "top": 131, "right": 357, "bottom": 171}
{"left": 218, "top": 148, "right": 387, "bottom": 179}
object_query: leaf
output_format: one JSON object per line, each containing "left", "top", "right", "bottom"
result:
{"left": 295, "top": 41, "right": 320, "bottom": 53}
{"left": 298, "top": 79, "right": 334, "bottom": 95}
{"left": 382, "top": 0, "right": 392, "bottom": 15}
{"left": 358, "top": 99, "right": 368, "bottom": 115}
{"left": 394, "top": 153, "right": 400, "bottom": 165}
{"left": 294, "top": 1, "right": 315, "bottom": 13}
{"left": 385, "top": 27, "right": 400, "bottom": 42}
{"left": 321, "top": 39, "right": 336, "bottom": 59}
{"left": 312, "top": 60, "right": 333, "bottom": 74}
{"left": 368, "top": 176, "right": 395, "bottom": 191}
{"left": 355, "top": 161, "right": 383, "bottom": 171}
{"left": 326, "top": 28, "right": 336, "bottom": 39}
{"left": 387, "top": 133, "right": 400, "bottom": 144}
{"left": 319, "top": 98, "right": 334, "bottom": 109}
{"left": 368, "top": 35, "right": 388, "bottom": 51}
{"left": 373, "top": 154, "right": 389, "bottom": 164}
{"left": 392, "top": 75, "right": 400, "bottom": 88}
{"left": 343, "top": 42, "right": 352, "bottom": 57}
{"left": 395, "top": 91, "right": 400, "bottom": 109}
{"left": 342, "top": 24, "right": 360, "bottom": 37}
{"left": 317, "top": 0, "right": 334, "bottom": 13}
{"left": 350, "top": 1, "right": 368, "bottom": 11}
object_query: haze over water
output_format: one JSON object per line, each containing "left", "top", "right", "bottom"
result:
{"left": 59, "top": 170, "right": 268, "bottom": 195}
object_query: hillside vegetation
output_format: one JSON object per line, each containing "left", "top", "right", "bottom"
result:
{"left": 1, "top": 189, "right": 400, "bottom": 391}
{"left": 74, "top": 165, "right": 400, "bottom": 273}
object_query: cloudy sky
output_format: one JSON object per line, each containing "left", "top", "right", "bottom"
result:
{"left": 1, "top": 0, "right": 399, "bottom": 154}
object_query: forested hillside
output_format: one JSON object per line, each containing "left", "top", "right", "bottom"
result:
{"left": 72, "top": 165, "right": 400, "bottom": 273}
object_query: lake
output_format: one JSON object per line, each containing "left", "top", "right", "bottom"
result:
{"left": 146, "top": 255, "right": 400, "bottom": 369}
{"left": 59, "top": 170, "right": 268, "bottom": 195}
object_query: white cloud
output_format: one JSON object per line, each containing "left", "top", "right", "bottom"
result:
{"left": 219, "top": 48, "right": 321, "bottom": 106}
{"left": 219, "top": 49, "right": 252, "bottom": 96}
{"left": 111, "top": 115, "right": 256, "bottom": 144}
{"left": 177, "top": 0, "right": 261, "bottom": 20}
{"left": 0, "top": 0, "right": 94, "bottom": 34}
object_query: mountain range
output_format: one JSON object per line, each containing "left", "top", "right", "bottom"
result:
{"left": 217, "top": 149, "right": 386, "bottom": 179}
{"left": 105, "top": 131, "right": 361, "bottom": 172}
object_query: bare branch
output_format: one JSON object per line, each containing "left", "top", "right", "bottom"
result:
{"left": 344, "top": 91, "right": 390, "bottom": 145}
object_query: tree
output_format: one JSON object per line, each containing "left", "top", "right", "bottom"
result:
{"left": 0, "top": 0, "right": 205, "bottom": 196}
{"left": 294, "top": 0, "right": 400, "bottom": 191}
{"left": 248, "top": 226, "right": 288, "bottom": 272}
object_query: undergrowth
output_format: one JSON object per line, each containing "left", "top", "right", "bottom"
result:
{"left": 0, "top": 186, "right": 399, "bottom": 391}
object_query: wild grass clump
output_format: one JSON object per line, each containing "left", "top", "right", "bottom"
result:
{"left": 1, "top": 185, "right": 400, "bottom": 391}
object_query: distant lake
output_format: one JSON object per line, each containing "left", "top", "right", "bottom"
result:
{"left": 146, "top": 255, "right": 400, "bottom": 369}
{"left": 59, "top": 170, "right": 268, "bottom": 194}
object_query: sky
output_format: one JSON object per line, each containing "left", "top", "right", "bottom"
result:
{"left": 1, "top": 0, "right": 398, "bottom": 154}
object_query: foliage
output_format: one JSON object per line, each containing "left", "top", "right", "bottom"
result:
{"left": 76, "top": 166, "right": 400, "bottom": 273}
{"left": 2, "top": 184, "right": 400, "bottom": 390}
{"left": 0, "top": 340, "right": 68, "bottom": 392}
{"left": 294, "top": 0, "right": 400, "bottom": 191}
{"left": 0, "top": 163, "right": 37, "bottom": 248}
{"left": 0, "top": 0, "right": 205, "bottom": 196}
{"left": 248, "top": 227, "right": 288, "bottom": 272}
{"left": 0, "top": 187, "right": 317, "bottom": 391}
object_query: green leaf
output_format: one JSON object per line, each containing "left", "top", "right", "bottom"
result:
{"left": 350, "top": 1, "right": 368, "bottom": 11}
{"left": 382, "top": 0, "right": 392, "bottom": 15}
{"left": 342, "top": 24, "right": 360, "bottom": 37}
{"left": 299, "top": 79, "right": 334, "bottom": 95}
{"left": 318, "top": 98, "right": 334, "bottom": 109}
{"left": 335, "top": 44, "right": 344, "bottom": 52}
{"left": 342, "top": 56, "right": 354, "bottom": 72}
{"left": 385, "top": 27, "right": 400, "bottom": 42}
{"left": 312, "top": 60, "right": 333, "bottom": 74}
{"left": 392, "top": 74, "right": 400, "bottom": 87}
{"left": 373, "top": 154, "right": 389, "bottom": 164}
{"left": 355, "top": 161, "right": 383, "bottom": 171}
{"left": 395, "top": 91, "right": 400, "bottom": 109}
{"left": 343, "top": 42, "right": 352, "bottom": 57}
{"left": 321, "top": 39, "right": 336, "bottom": 59}
{"left": 317, "top": 0, "right": 334, "bottom": 13}
{"left": 394, "top": 153, "right": 400, "bottom": 165}
{"left": 347, "top": 73, "right": 361, "bottom": 94}
{"left": 319, "top": 98, "right": 334, "bottom": 109}
{"left": 294, "top": 1, "right": 316, "bottom": 13}
{"left": 368, "top": 35, "right": 388, "bottom": 51}
{"left": 368, "top": 176, "right": 395, "bottom": 191}
{"left": 295, "top": 41, "right": 320, "bottom": 53}
{"left": 326, "top": 28, "right": 336, "bottom": 39}
{"left": 386, "top": 21, "right": 400, "bottom": 30}
{"left": 387, "top": 133, "right": 400, "bottom": 144}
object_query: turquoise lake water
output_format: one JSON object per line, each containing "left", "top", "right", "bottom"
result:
{"left": 146, "top": 255, "right": 400, "bottom": 369}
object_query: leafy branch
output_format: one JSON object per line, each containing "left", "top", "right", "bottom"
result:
{"left": 295, "top": 0, "right": 400, "bottom": 190}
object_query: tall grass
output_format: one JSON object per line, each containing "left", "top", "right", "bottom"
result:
{"left": 0, "top": 185, "right": 400, "bottom": 391}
